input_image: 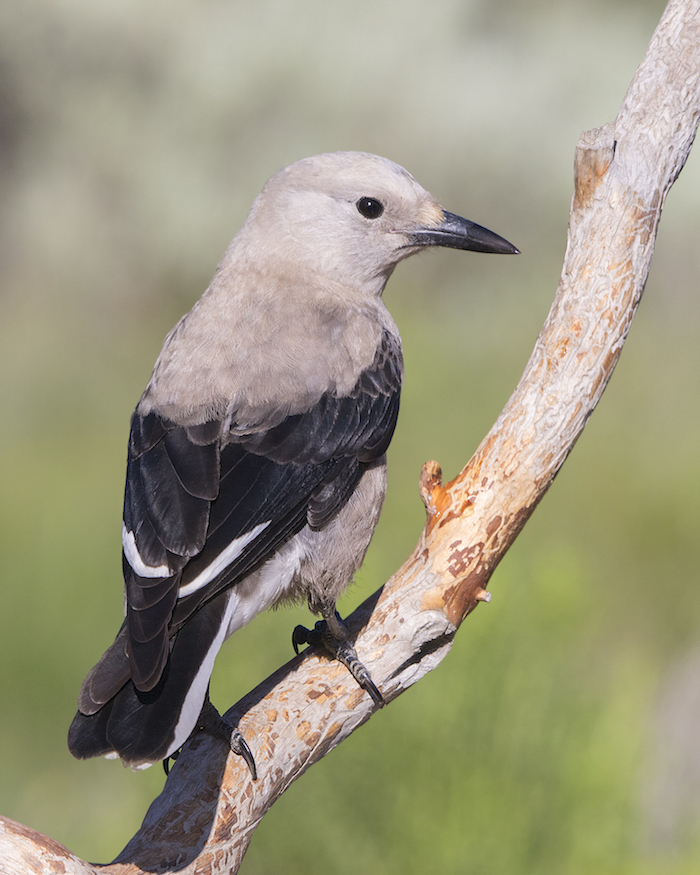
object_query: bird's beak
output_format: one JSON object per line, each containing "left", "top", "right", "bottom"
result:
{"left": 409, "top": 210, "right": 519, "bottom": 255}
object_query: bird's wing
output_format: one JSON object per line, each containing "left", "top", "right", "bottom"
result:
{"left": 119, "top": 329, "right": 402, "bottom": 693}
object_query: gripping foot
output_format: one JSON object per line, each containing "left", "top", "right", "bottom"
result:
{"left": 293, "top": 611, "right": 384, "bottom": 707}
{"left": 163, "top": 695, "right": 257, "bottom": 780}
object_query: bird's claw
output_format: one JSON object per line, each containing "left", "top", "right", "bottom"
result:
{"left": 198, "top": 698, "right": 258, "bottom": 780}
{"left": 292, "top": 618, "right": 384, "bottom": 707}
{"left": 292, "top": 620, "right": 325, "bottom": 654}
{"left": 333, "top": 636, "right": 384, "bottom": 706}
{"left": 163, "top": 750, "right": 178, "bottom": 775}
{"left": 229, "top": 727, "right": 258, "bottom": 780}
{"left": 164, "top": 696, "right": 257, "bottom": 780}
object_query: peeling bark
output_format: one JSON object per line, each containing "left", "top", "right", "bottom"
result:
{"left": 2, "top": 1, "right": 699, "bottom": 872}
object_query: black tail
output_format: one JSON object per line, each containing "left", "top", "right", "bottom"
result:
{"left": 68, "top": 590, "right": 231, "bottom": 767}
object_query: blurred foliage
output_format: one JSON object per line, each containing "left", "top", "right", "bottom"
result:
{"left": 1, "top": 0, "right": 699, "bottom": 872}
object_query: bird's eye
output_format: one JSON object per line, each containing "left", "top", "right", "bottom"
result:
{"left": 356, "top": 197, "right": 384, "bottom": 219}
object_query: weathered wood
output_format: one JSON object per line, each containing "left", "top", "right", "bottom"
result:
{"left": 0, "top": 817, "right": 99, "bottom": 875}
{"left": 2, "top": 1, "right": 698, "bottom": 872}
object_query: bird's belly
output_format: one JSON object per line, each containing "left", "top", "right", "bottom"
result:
{"left": 224, "top": 536, "right": 308, "bottom": 639}
{"left": 223, "top": 458, "right": 388, "bottom": 633}
{"left": 292, "top": 459, "right": 388, "bottom": 614}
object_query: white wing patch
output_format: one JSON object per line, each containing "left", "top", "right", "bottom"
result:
{"left": 122, "top": 525, "right": 171, "bottom": 578}
{"left": 177, "top": 520, "right": 271, "bottom": 599}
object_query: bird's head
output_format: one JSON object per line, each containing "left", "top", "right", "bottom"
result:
{"left": 237, "top": 152, "right": 518, "bottom": 296}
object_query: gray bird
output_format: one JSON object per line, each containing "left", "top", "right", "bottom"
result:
{"left": 68, "top": 152, "right": 518, "bottom": 773}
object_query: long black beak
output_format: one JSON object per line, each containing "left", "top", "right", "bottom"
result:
{"left": 410, "top": 210, "right": 519, "bottom": 255}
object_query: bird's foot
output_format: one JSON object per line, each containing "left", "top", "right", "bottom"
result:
{"left": 163, "top": 750, "right": 178, "bottom": 775}
{"left": 163, "top": 697, "right": 257, "bottom": 779}
{"left": 292, "top": 613, "right": 384, "bottom": 707}
{"left": 198, "top": 697, "right": 257, "bottom": 780}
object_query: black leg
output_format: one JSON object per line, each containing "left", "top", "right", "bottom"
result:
{"left": 163, "top": 692, "right": 257, "bottom": 780}
{"left": 293, "top": 608, "right": 384, "bottom": 707}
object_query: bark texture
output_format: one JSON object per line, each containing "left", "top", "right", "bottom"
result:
{"left": 1, "top": 1, "right": 699, "bottom": 872}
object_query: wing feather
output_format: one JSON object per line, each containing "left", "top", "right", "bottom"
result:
{"left": 134, "top": 441, "right": 210, "bottom": 557}
{"left": 164, "top": 428, "right": 220, "bottom": 500}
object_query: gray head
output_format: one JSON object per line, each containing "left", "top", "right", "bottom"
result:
{"left": 236, "top": 151, "right": 518, "bottom": 294}
{"left": 142, "top": 152, "right": 518, "bottom": 425}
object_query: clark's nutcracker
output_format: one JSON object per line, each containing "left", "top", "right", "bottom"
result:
{"left": 68, "top": 152, "right": 518, "bottom": 773}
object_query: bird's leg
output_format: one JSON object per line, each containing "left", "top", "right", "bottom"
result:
{"left": 197, "top": 694, "right": 258, "bottom": 779}
{"left": 293, "top": 606, "right": 384, "bottom": 707}
{"left": 163, "top": 691, "right": 257, "bottom": 780}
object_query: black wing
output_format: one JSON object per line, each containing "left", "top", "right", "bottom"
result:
{"left": 116, "top": 329, "right": 403, "bottom": 695}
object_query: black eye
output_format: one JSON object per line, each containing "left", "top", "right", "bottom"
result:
{"left": 356, "top": 197, "right": 384, "bottom": 219}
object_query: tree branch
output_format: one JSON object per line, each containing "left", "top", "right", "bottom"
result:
{"left": 2, "top": 1, "right": 699, "bottom": 872}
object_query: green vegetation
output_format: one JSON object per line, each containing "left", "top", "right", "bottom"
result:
{"left": 1, "top": 1, "right": 699, "bottom": 872}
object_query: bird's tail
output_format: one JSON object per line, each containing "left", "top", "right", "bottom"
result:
{"left": 68, "top": 589, "right": 233, "bottom": 767}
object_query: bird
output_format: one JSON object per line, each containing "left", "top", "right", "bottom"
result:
{"left": 68, "top": 151, "right": 518, "bottom": 774}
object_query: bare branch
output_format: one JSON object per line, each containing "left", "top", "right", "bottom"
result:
{"left": 2, "top": 1, "right": 699, "bottom": 872}
{"left": 0, "top": 818, "right": 99, "bottom": 875}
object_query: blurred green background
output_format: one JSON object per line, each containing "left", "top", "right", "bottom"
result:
{"left": 1, "top": 0, "right": 699, "bottom": 872}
